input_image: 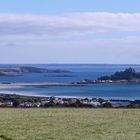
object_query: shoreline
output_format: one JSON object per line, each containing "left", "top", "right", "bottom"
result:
{"left": 0, "top": 82, "right": 83, "bottom": 87}
{"left": 0, "top": 80, "right": 140, "bottom": 87}
{"left": 0, "top": 82, "right": 140, "bottom": 101}
{"left": 0, "top": 92, "right": 137, "bottom": 101}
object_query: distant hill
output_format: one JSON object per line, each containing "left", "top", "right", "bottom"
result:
{"left": 0, "top": 66, "right": 48, "bottom": 73}
{"left": 98, "top": 67, "right": 140, "bottom": 81}
{"left": 0, "top": 66, "right": 70, "bottom": 77}
{"left": 0, "top": 72, "right": 12, "bottom": 77}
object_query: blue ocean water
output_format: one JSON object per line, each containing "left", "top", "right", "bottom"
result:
{"left": 0, "top": 64, "right": 140, "bottom": 99}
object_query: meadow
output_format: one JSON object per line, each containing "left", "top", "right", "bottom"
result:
{"left": 0, "top": 108, "right": 140, "bottom": 140}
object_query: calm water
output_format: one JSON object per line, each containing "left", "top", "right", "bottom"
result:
{"left": 1, "top": 64, "right": 140, "bottom": 99}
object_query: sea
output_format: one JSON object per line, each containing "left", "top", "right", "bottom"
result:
{"left": 0, "top": 64, "right": 140, "bottom": 100}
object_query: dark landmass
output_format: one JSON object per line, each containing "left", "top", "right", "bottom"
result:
{"left": 0, "top": 66, "right": 70, "bottom": 77}
{"left": 0, "top": 66, "right": 48, "bottom": 73}
{"left": 79, "top": 67, "right": 140, "bottom": 84}
{"left": 0, "top": 93, "right": 140, "bottom": 108}
{"left": 0, "top": 72, "right": 14, "bottom": 77}
{"left": 98, "top": 67, "right": 140, "bottom": 81}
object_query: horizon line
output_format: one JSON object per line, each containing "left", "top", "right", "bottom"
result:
{"left": 0, "top": 63, "right": 140, "bottom": 65}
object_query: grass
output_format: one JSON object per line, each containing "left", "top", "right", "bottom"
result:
{"left": 0, "top": 108, "right": 140, "bottom": 140}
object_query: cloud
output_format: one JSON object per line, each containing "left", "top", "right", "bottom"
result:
{"left": 1, "top": 12, "right": 140, "bottom": 64}
{"left": 0, "top": 12, "right": 140, "bottom": 37}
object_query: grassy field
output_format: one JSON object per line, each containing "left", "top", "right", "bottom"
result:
{"left": 0, "top": 109, "right": 140, "bottom": 140}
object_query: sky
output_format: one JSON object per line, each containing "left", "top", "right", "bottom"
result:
{"left": 0, "top": 0, "right": 140, "bottom": 64}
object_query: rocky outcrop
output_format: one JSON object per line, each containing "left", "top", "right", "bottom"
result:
{"left": 98, "top": 67, "right": 140, "bottom": 81}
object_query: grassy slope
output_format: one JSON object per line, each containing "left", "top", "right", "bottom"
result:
{"left": 0, "top": 109, "right": 140, "bottom": 140}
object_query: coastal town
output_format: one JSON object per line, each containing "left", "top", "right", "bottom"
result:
{"left": 0, "top": 67, "right": 140, "bottom": 108}
{"left": 0, "top": 93, "right": 140, "bottom": 108}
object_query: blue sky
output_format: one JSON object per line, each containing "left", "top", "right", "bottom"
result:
{"left": 0, "top": 0, "right": 140, "bottom": 14}
{"left": 0, "top": 0, "right": 140, "bottom": 64}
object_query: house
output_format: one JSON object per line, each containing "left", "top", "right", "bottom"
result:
{"left": 33, "top": 102, "right": 41, "bottom": 107}
{"left": 0, "top": 101, "right": 13, "bottom": 107}
{"left": 82, "top": 101, "right": 101, "bottom": 107}
{"left": 40, "top": 100, "right": 50, "bottom": 106}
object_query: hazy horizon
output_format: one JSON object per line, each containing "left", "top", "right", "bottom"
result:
{"left": 0, "top": 63, "right": 140, "bottom": 65}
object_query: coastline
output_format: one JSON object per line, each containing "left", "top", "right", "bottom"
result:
{"left": 1, "top": 80, "right": 140, "bottom": 87}
{"left": 0, "top": 82, "right": 83, "bottom": 86}
{"left": 0, "top": 82, "right": 140, "bottom": 100}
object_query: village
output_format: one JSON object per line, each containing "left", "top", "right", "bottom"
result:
{"left": 0, "top": 93, "right": 140, "bottom": 108}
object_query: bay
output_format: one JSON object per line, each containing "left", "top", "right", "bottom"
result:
{"left": 0, "top": 64, "right": 140, "bottom": 99}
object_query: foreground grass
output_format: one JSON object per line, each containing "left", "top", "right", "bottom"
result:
{"left": 0, "top": 109, "right": 140, "bottom": 140}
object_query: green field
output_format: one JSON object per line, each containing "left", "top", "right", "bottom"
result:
{"left": 0, "top": 109, "right": 140, "bottom": 140}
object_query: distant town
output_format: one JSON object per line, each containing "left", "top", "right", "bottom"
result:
{"left": 0, "top": 93, "right": 140, "bottom": 108}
